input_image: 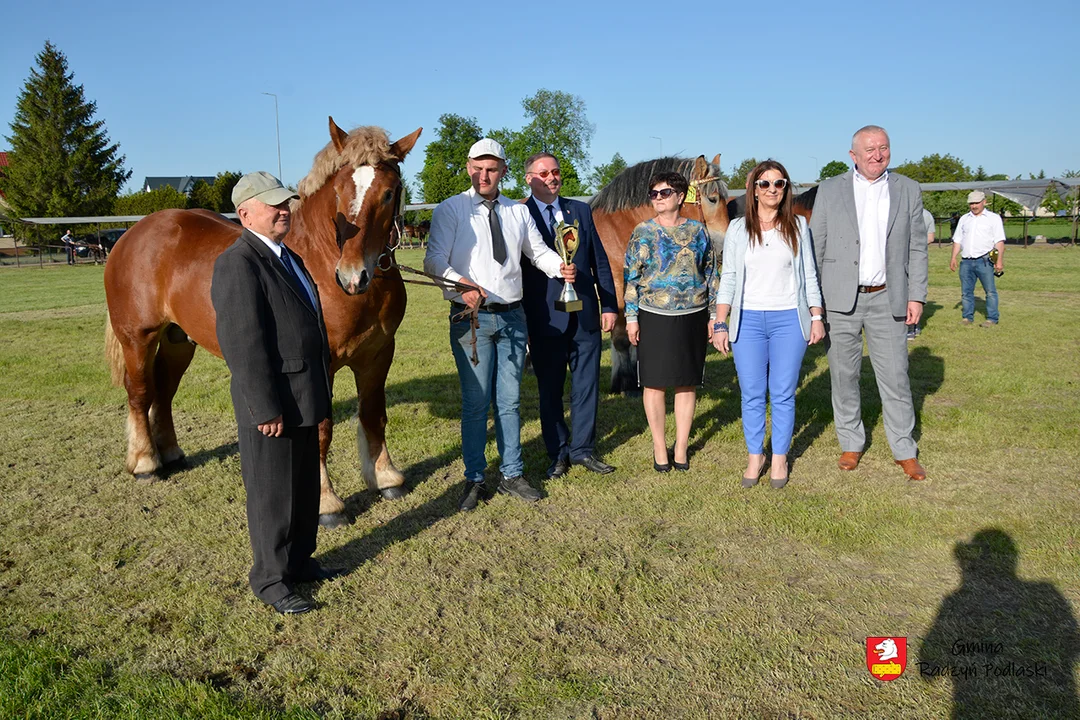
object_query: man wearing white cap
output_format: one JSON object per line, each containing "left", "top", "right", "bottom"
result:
{"left": 950, "top": 190, "right": 1005, "bottom": 326}
{"left": 212, "top": 171, "right": 341, "bottom": 615}
{"left": 424, "top": 139, "right": 577, "bottom": 511}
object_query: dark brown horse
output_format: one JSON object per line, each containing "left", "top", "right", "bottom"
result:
{"left": 104, "top": 118, "right": 422, "bottom": 527}
{"left": 590, "top": 155, "right": 731, "bottom": 394}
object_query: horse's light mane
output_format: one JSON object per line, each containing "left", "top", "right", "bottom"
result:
{"left": 297, "top": 126, "right": 397, "bottom": 199}
{"left": 589, "top": 156, "right": 727, "bottom": 213}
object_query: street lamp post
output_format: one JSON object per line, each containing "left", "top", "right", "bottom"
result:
{"left": 261, "top": 92, "right": 282, "bottom": 181}
{"left": 651, "top": 136, "right": 663, "bottom": 157}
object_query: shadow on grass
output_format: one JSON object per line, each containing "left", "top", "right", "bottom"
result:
{"left": 918, "top": 528, "right": 1080, "bottom": 719}
{"left": 789, "top": 345, "right": 944, "bottom": 463}
{"left": 166, "top": 441, "right": 239, "bottom": 476}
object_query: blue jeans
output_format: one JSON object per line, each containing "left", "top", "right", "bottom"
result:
{"left": 960, "top": 255, "right": 999, "bottom": 323}
{"left": 731, "top": 309, "right": 807, "bottom": 455}
{"left": 450, "top": 306, "right": 527, "bottom": 483}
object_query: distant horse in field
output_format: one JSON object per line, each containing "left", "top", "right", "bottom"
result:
{"left": 401, "top": 223, "right": 425, "bottom": 247}
{"left": 590, "top": 155, "right": 731, "bottom": 394}
{"left": 104, "top": 118, "right": 422, "bottom": 527}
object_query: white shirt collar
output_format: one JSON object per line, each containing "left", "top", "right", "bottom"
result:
{"left": 249, "top": 228, "right": 284, "bottom": 258}
{"left": 853, "top": 168, "right": 889, "bottom": 185}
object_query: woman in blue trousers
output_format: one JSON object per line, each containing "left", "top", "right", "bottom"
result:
{"left": 713, "top": 160, "right": 824, "bottom": 488}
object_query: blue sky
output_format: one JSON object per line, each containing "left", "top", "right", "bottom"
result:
{"left": 3, "top": 0, "right": 1078, "bottom": 194}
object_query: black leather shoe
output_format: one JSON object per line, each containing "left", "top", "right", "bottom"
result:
{"left": 297, "top": 565, "right": 346, "bottom": 582}
{"left": 497, "top": 475, "right": 541, "bottom": 502}
{"left": 573, "top": 454, "right": 615, "bottom": 475}
{"left": 459, "top": 481, "right": 486, "bottom": 512}
{"left": 270, "top": 593, "right": 314, "bottom": 615}
{"left": 654, "top": 461, "right": 672, "bottom": 473}
{"left": 547, "top": 456, "right": 571, "bottom": 479}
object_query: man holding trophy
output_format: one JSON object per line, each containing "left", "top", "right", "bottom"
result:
{"left": 522, "top": 152, "right": 620, "bottom": 479}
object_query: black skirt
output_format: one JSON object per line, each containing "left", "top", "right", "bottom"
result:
{"left": 637, "top": 308, "right": 708, "bottom": 388}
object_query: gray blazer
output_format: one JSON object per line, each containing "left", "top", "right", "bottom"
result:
{"left": 211, "top": 230, "right": 332, "bottom": 427}
{"left": 717, "top": 216, "right": 822, "bottom": 342}
{"left": 810, "top": 171, "right": 929, "bottom": 317}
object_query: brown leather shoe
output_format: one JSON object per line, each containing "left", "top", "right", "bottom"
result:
{"left": 837, "top": 451, "right": 863, "bottom": 471}
{"left": 895, "top": 458, "right": 926, "bottom": 481}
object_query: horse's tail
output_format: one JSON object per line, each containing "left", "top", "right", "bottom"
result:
{"left": 104, "top": 311, "right": 126, "bottom": 387}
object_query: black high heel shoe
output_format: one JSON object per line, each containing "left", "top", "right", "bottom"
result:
{"left": 671, "top": 446, "right": 689, "bottom": 471}
{"left": 654, "top": 460, "right": 672, "bottom": 473}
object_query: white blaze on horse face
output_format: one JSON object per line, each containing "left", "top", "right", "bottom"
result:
{"left": 350, "top": 166, "right": 377, "bottom": 219}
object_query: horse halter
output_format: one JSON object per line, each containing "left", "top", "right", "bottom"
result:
{"left": 376, "top": 173, "right": 407, "bottom": 272}
{"left": 683, "top": 175, "right": 724, "bottom": 239}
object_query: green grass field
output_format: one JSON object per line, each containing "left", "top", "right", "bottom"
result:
{"left": 1, "top": 246, "right": 1079, "bottom": 718}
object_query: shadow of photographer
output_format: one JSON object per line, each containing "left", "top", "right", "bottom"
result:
{"left": 918, "top": 528, "right": 1079, "bottom": 718}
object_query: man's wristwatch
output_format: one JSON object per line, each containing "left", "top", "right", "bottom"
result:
{"left": 713, "top": 321, "right": 729, "bottom": 333}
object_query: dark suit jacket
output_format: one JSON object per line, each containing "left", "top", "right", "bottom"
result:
{"left": 521, "top": 196, "right": 618, "bottom": 337}
{"left": 211, "top": 229, "right": 332, "bottom": 427}
{"left": 810, "top": 170, "right": 929, "bottom": 317}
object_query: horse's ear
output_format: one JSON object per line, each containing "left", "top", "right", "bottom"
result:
{"left": 692, "top": 155, "right": 709, "bottom": 180}
{"left": 390, "top": 128, "right": 423, "bottom": 161}
{"left": 328, "top": 116, "right": 349, "bottom": 153}
{"left": 711, "top": 154, "right": 721, "bottom": 170}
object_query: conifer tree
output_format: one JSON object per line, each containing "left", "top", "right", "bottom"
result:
{"left": 0, "top": 41, "right": 131, "bottom": 219}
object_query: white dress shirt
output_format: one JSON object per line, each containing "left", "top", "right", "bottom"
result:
{"left": 251, "top": 229, "right": 318, "bottom": 308}
{"left": 953, "top": 210, "right": 1006, "bottom": 258}
{"left": 424, "top": 187, "right": 564, "bottom": 304}
{"left": 853, "top": 169, "right": 889, "bottom": 286}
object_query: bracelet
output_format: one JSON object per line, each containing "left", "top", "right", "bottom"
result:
{"left": 713, "top": 321, "right": 729, "bottom": 332}
{"left": 810, "top": 314, "right": 824, "bottom": 322}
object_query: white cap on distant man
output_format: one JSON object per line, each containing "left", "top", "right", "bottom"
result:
{"left": 967, "top": 190, "right": 986, "bottom": 203}
{"left": 468, "top": 138, "right": 506, "bottom": 161}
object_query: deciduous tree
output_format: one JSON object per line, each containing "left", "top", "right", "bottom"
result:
{"left": 818, "top": 160, "right": 848, "bottom": 181}
{"left": 590, "top": 153, "right": 627, "bottom": 193}
{"left": 418, "top": 114, "right": 482, "bottom": 204}
{"left": 0, "top": 42, "right": 130, "bottom": 220}
{"left": 498, "top": 89, "right": 595, "bottom": 193}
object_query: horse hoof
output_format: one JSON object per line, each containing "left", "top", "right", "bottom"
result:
{"left": 318, "top": 512, "right": 350, "bottom": 529}
{"left": 379, "top": 486, "right": 407, "bottom": 501}
{"left": 134, "top": 472, "right": 162, "bottom": 485}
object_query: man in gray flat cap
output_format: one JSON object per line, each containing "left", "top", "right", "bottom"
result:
{"left": 950, "top": 190, "right": 1005, "bottom": 327}
{"left": 211, "top": 171, "right": 342, "bottom": 615}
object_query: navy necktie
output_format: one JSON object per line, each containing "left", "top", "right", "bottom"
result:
{"left": 546, "top": 204, "right": 557, "bottom": 234}
{"left": 280, "top": 248, "right": 315, "bottom": 309}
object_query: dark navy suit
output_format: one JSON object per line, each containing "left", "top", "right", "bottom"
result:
{"left": 521, "top": 196, "right": 618, "bottom": 463}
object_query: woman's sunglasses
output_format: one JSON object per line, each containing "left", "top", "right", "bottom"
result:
{"left": 648, "top": 188, "right": 678, "bottom": 200}
{"left": 754, "top": 179, "right": 788, "bottom": 190}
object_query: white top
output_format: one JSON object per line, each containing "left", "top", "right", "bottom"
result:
{"left": 251, "top": 229, "right": 317, "bottom": 308}
{"left": 424, "top": 187, "right": 564, "bottom": 303}
{"left": 922, "top": 208, "right": 935, "bottom": 241}
{"left": 741, "top": 228, "right": 798, "bottom": 311}
{"left": 953, "top": 210, "right": 1006, "bottom": 258}
{"left": 853, "top": 169, "right": 889, "bottom": 286}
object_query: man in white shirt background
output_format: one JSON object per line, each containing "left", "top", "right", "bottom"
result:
{"left": 424, "top": 138, "right": 576, "bottom": 512}
{"left": 950, "top": 190, "right": 1005, "bottom": 327}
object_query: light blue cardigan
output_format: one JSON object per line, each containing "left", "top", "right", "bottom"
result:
{"left": 716, "top": 215, "right": 823, "bottom": 342}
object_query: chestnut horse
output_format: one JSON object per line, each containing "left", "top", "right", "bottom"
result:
{"left": 590, "top": 155, "right": 731, "bottom": 394}
{"left": 104, "top": 118, "right": 421, "bottom": 527}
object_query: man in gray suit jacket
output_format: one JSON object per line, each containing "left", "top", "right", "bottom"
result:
{"left": 212, "top": 171, "right": 342, "bottom": 614}
{"left": 810, "top": 126, "right": 929, "bottom": 481}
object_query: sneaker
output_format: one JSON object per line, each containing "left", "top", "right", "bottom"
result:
{"left": 959, "top": 318, "right": 973, "bottom": 326}
{"left": 458, "top": 481, "right": 486, "bottom": 512}
{"left": 497, "top": 475, "right": 541, "bottom": 503}
{"left": 980, "top": 320, "right": 998, "bottom": 328}
{"left": 906, "top": 329, "right": 916, "bottom": 341}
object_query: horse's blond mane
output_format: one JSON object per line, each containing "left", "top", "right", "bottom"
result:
{"left": 297, "top": 126, "right": 397, "bottom": 199}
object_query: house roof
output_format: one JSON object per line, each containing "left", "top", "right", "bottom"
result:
{"left": 142, "top": 175, "right": 215, "bottom": 194}
{"left": 0, "top": 152, "right": 9, "bottom": 167}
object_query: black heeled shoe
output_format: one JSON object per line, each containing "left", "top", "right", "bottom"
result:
{"left": 672, "top": 447, "right": 689, "bottom": 471}
{"left": 654, "top": 458, "right": 672, "bottom": 473}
